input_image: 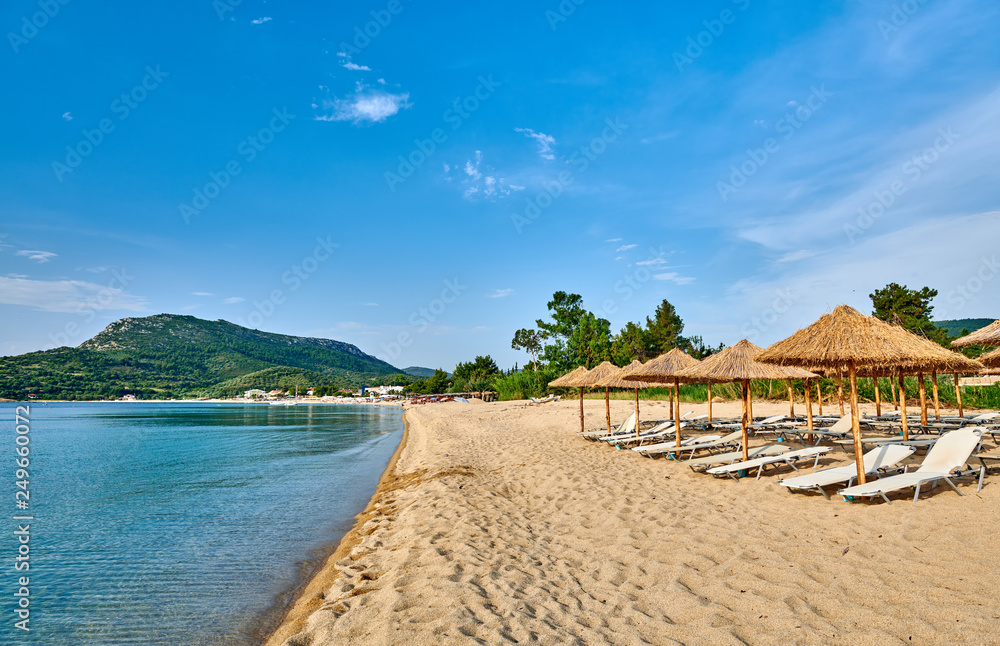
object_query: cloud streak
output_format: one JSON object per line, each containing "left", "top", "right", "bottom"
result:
{"left": 0, "top": 277, "right": 147, "bottom": 313}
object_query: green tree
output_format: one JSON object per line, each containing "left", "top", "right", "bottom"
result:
{"left": 535, "top": 291, "right": 586, "bottom": 339}
{"left": 453, "top": 356, "right": 500, "bottom": 382}
{"left": 535, "top": 291, "right": 588, "bottom": 370}
{"left": 870, "top": 283, "right": 949, "bottom": 344}
{"left": 646, "top": 299, "right": 685, "bottom": 355}
{"left": 611, "top": 321, "right": 653, "bottom": 365}
{"left": 683, "top": 335, "right": 725, "bottom": 360}
{"left": 511, "top": 328, "right": 542, "bottom": 369}
{"left": 567, "top": 312, "right": 612, "bottom": 367}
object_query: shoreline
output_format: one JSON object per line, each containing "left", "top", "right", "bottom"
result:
{"left": 255, "top": 397, "right": 1000, "bottom": 644}
{"left": 260, "top": 410, "right": 411, "bottom": 646}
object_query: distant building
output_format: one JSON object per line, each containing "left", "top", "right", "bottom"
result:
{"left": 244, "top": 389, "right": 267, "bottom": 400}
{"left": 122, "top": 394, "right": 136, "bottom": 401}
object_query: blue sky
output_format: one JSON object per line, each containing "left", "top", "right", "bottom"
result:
{"left": 2, "top": 0, "right": 1000, "bottom": 371}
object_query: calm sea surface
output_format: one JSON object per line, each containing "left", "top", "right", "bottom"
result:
{"left": 0, "top": 402, "right": 404, "bottom": 645}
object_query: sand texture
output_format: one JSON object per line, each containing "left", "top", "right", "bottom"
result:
{"left": 270, "top": 398, "right": 1000, "bottom": 645}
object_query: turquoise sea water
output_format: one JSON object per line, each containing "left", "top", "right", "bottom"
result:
{"left": 0, "top": 402, "right": 404, "bottom": 645}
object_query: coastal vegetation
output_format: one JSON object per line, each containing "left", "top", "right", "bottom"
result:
{"left": 437, "top": 284, "right": 998, "bottom": 405}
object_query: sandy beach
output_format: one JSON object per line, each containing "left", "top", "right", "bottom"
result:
{"left": 266, "top": 398, "right": 1000, "bottom": 645}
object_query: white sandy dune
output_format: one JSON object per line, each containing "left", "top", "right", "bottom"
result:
{"left": 268, "top": 398, "right": 1000, "bottom": 645}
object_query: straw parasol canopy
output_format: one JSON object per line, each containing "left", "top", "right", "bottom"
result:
{"left": 578, "top": 361, "right": 623, "bottom": 434}
{"left": 599, "top": 360, "right": 654, "bottom": 389}
{"left": 980, "top": 347, "right": 1000, "bottom": 369}
{"left": 677, "top": 339, "right": 817, "bottom": 460}
{"left": 602, "top": 360, "right": 655, "bottom": 435}
{"left": 757, "top": 304, "right": 981, "bottom": 485}
{"left": 623, "top": 347, "right": 701, "bottom": 383}
{"left": 623, "top": 348, "right": 702, "bottom": 447}
{"left": 951, "top": 319, "right": 1000, "bottom": 348}
{"left": 548, "top": 366, "right": 591, "bottom": 433}
{"left": 549, "top": 366, "right": 590, "bottom": 388}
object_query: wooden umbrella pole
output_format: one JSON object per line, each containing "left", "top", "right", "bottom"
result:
{"left": 804, "top": 377, "right": 814, "bottom": 443}
{"left": 579, "top": 387, "right": 585, "bottom": 433}
{"left": 747, "top": 383, "right": 754, "bottom": 422}
{"left": 899, "top": 374, "right": 909, "bottom": 441}
{"left": 918, "top": 373, "right": 928, "bottom": 427}
{"left": 954, "top": 372, "right": 964, "bottom": 418}
{"left": 741, "top": 379, "right": 750, "bottom": 462}
{"left": 931, "top": 371, "right": 940, "bottom": 421}
{"left": 848, "top": 361, "right": 866, "bottom": 485}
{"left": 674, "top": 377, "right": 682, "bottom": 449}
{"left": 817, "top": 380, "right": 823, "bottom": 415}
{"left": 634, "top": 388, "right": 640, "bottom": 438}
{"left": 787, "top": 379, "right": 795, "bottom": 418}
{"left": 707, "top": 382, "right": 713, "bottom": 423}
{"left": 891, "top": 375, "right": 898, "bottom": 409}
{"left": 668, "top": 384, "right": 674, "bottom": 419}
{"left": 837, "top": 374, "right": 845, "bottom": 417}
{"left": 874, "top": 377, "right": 882, "bottom": 417}
{"left": 605, "top": 387, "right": 611, "bottom": 434}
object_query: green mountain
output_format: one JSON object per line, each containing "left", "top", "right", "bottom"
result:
{"left": 402, "top": 366, "right": 448, "bottom": 378}
{"left": 0, "top": 314, "right": 402, "bottom": 400}
{"left": 935, "top": 318, "right": 996, "bottom": 338}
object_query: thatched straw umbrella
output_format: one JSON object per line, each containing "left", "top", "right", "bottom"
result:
{"left": 676, "top": 340, "right": 816, "bottom": 461}
{"left": 758, "top": 305, "right": 982, "bottom": 485}
{"left": 623, "top": 348, "right": 701, "bottom": 448}
{"left": 951, "top": 320, "right": 1000, "bottom": 347}
{"left": 873, "top": 326, "right": 984, "bottom": 424}
{"left": 951, "top": 322, "right": 1000, "bottom": 415}
{"left": 577, "top": 361, "right": 622, "bottom": 436}
{"left": 600, "top": 360, "right": 654, "bottom": 437}
{"left": 980, "top": 347, "right": 1000, "bottom": 368}
{"left": 549, "top": 366, "right": 591, "bottom": 433}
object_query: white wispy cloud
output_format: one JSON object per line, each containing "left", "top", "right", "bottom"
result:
{"left": 62, "top": 112, "right": 72, "bottom": 121}
{"left": 363, "top": 302, "right": 379, "bottom": 307}
{"left": 342, "top": 62, "right": 371, "bottom": 71}
{"left": 487, "top": 288, "right": 514, "bottom": 298}
{"left": 653, "top": 272, "right": 695, "bottom": 285}
{"left": 776, "top": 250, "right": 816, "bottom": 263}
{"left": 251, "top": 17, "right": 272, "bottom": 24}
{"left": 606, "top": 237, "right": 622, "bottom": 242}
{"left": 223, "top": 296, "right": 245, "bottom": 304}
{"left": 636, "top": 257, "right": 667, "bottom": 266}
{"left": 0, "top": 277, "right": 147, "bottom": 313}
{"left": 192, "top": 292, "right": 214, "bottom": 296}
{"left": 453, "top": 151, "right": 525, "bottom": 201}
{"left": 515, "top": 127, "right": 557, "bottom": 160}
{"left": 615, "top": 244, "right": 637, "bottom": 252}
{"left": 315, "top": 85, "right": 411, "bottom": 124}
{"left": 16, "top": 250, "right": 57, "bottom": 263}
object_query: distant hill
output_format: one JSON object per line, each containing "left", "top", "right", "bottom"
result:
{"left": 935, "top": 318, "right": 996, "bottom": 338}
{"left": 402, "top": 366, "right": 449, "bottom": 378}
{"left": 0, "top": 314, "right": 402, "bottom": 400}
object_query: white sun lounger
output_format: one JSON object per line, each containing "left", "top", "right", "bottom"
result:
{"left": 687, "top": 445, "right": 790, "bottom": 472}
{"left": 714, "top": 414, "right": 786, "bottom": 431}
{"left": 789, "top": 413, "right": 855, "bottom": 445}
{"left": 706, "top": 446, "right": 833, "bottom": 481}
{"left": 634, "top": 429, "right": 744, "bottom": 460}
{"left": 608, "top": 420, "right": 685, "bottom": 447}
{"left": 837, "top": 428, "right": 986, "bottom": 504}
{"left": 777, "top": 444, "right": 916, "bottom": 499}
{"left": 631, "top": 434, "right": 722, "bottom": 457}
{"left": 580, "top": 412, "right": 636, "bottom": 440}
